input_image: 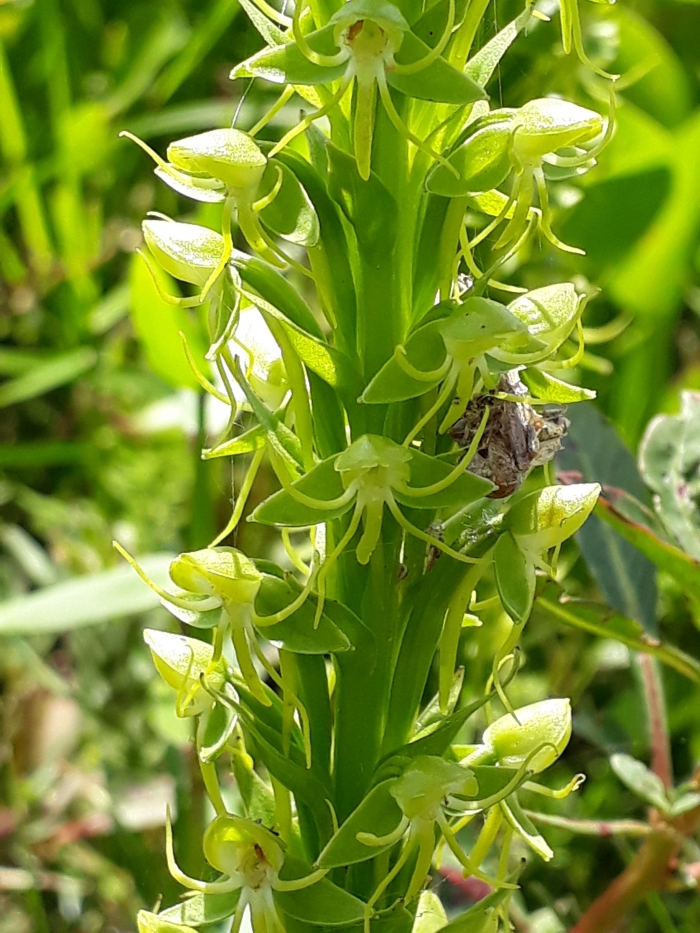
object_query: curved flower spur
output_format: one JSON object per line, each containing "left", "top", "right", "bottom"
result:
{"left": 232, "top": 0, "right": 487, "bottom": 180}
{"left": 120, "top": 127, "right": 320, "bottom": 293}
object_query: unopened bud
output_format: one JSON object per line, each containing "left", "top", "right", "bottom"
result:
{"left": 483, "top": 698, "right": 572, "bottom": 773}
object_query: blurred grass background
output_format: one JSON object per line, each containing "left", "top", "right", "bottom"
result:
{"left": 1, "top": 0, "right": 700, "bottom": 930}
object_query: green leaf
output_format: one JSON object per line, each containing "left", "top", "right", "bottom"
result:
{"left": 232, "top": 25, "right": 345, "bottom": 85}
{"left": 521, "top": 368, "right": 596, "bottom": 404}
{"left": 259, "top": 159, "right": 320, "bottom": 247}
{"left": 275, "top": 859, "right": 366, "bottom": 926}
{"left": 610, "top": 753, "right": 670, "bottom": 812}
{"left": 426, "top": 120, "right": 512, "bottom": 198}
{"left": 595, "top": 494, "right": 700, "bottom": 605}
{"left": 232, "top": 250, "right": 323, "bottom": 338}
{"left": 236, "top": 0, "right": 287, "bottom": 46}
{"left": 0, "top": 347, "right": 97, "bottom": 409}
{"left": 255, "top": 575, "right": 352, "bottom": 653}
{"left": 129, "top": 253, "right": 208, "bottom": 390}
{"left": 252, "top": 455, "right": 351, "bottom": 526}
{"left": 557, "top": 403, "right": 658, "bottom": 632}
{"left": 361, "top": 314, "right": 450, "bottom": 404}
{"left": 494, "top": 531, "right": 534, "bottom": 624}
{"left": 158, "top": 891, "right": 241, "bottom": 927}
{"left": 203, "top": 424, "right": 266, "bottom": 460}
{"left": 533, "top": 584, "right": 700, "bottom": 684}
{"left": 317, "top": 779, "right": 404, "bottom": 868}
{"left": 639, "top": 393, "right": 700, "bottom": 560}
{"left": 389, "top": 32, "right": 487, "bottom": 104}
{"left": 0, "top": 554, "right": 176, "bottom": 636}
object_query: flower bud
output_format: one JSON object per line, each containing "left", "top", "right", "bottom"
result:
{"left": 167, "top": 129, "right": 267, "bottom": 191}
{"left": 513, "top": 98, "right": 603, "bottom": 165}
{"left": 391, "top": 756, "right": 477, "bottom": 821}
{"left": 482, "top": 698, "right": 572, "bottom": 773}
{"left": 142, "top": 220, "right": 224, "bottom": 286}
{"left": 439, "top": 296, "right": 532, "bottom": 361}
{"left": 143, "top": 629, "right": 223, "bottom": 716}
{"left": 137, "top": 911, "right": 190, "bottom": 933}
{"left": 505, "top": 483, "right": 600, "bottom": 555}
{"left": 203, "top": 814, "right": 284, "bottom": 882}
{"left": 506, "top": 283, "right": 584, "bottom": 354}
{"left": 169, "top": 547, "right": 262, "bottom": 604}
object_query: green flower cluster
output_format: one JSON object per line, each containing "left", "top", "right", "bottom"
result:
{"left": 121, "top": 0, "right": 615, "bottom": 928}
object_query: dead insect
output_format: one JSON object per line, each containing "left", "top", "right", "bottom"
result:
{"left": 449, "top": 370, "right": 569, "bottom": 498}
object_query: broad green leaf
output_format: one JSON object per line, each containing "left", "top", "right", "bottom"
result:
{"left": 426, "top": 120, "right": 512, "bottom": 198}
{"left": 639, "top": 393, "right": 700, "bottom": 560}
{"left": 610, "top": 752, "right": 670, "bottom": 812}
{"left": 255, "top": 575, "right": 352, "bottom": 653}
{"left": 129, "top": 253, "right": 208, "bottom": 390}
{"left": 232, "top": 250, "right": 323, "bottom": 338}
{"left": 388, "top": 32, "right": 486, "bottom": 104}
{"left": 252, "top": 455, "right": 350, "bottom": 526}
{"left": 494, "top": 531, "right": 534, "bottom": 624}
{"left": 533, "top": 584, "right": 700, "bottom": 684}
{"left": 317, "top": 780, "right": 404, "bottom": 867}
{"left": 595, "top": 494, "right": 700, "bottom": 606}
{"left": 259, "top": 159, "right": 320, "bottom": 247}
{"left": 521, "top": 368, "right": 595, "bottom": 404}
{"left": 0, "top": 347, "right": 97, "bottom": 409}
{"left": 158, "top": 891, "right": 241, "bottom": 926}
{"left": 275, "top": 859, "right": 366, "bottom": 926}
{"left": 556, "top": 403, "right": 658, "bottom": 632}
{"left": 0, "top": 554, "right": 175, "bottom": 636}
{"left": 232, "top": 25, "right": 345, "bottom": 85}
{"left": 361, "top": 317, "right": 449, "bottom": 404}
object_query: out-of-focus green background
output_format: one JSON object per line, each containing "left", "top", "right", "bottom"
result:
{"left": 1, "top": 0, "right": 700, "bottom": 930}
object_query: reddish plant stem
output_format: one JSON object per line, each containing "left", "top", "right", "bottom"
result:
{"left": 639, "top": 655, "right": 673, "bottom": 789}
{"left": 568, "top": 828, "right": 678, "bottom": 933}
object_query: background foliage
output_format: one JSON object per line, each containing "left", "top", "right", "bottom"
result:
{"left": 1, "top": 0, "right": 700, "bottom": 930}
